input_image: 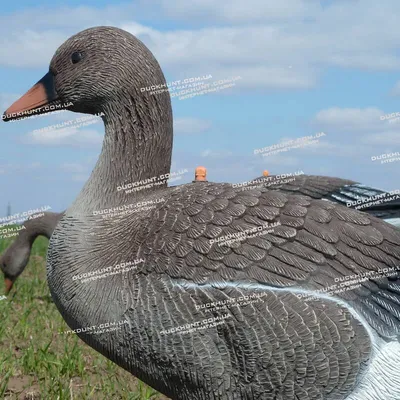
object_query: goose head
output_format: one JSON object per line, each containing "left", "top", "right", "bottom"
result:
{"left": 0, "top": 241, "right": 31, "bottom": 294}
{"left": 0, "top": 212, "right": 63, "bottom": 294}
{"left": 4, "top": 26, "right": 170, "bottom": 120}
{"left": 4, "top": 26, "right": 173, "bottom": 211}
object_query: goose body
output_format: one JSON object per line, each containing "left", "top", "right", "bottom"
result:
{"left": 4, "top": 26, "right": 400, "bottom": 399}
{"left": 3, "top": 174, "right": 398, "bottom": 294}
{"left": 50, "top": 183, "right": 400, "bottom": 399}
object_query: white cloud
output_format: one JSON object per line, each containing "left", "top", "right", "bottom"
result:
{"left": 50, "top": 111, "right": 86, "bottom": 122}
{"left": 390, "top": 81, "right": 400, "bottom": 96}
{"left": 363, "top": 130, "right": 400, "bottom": 146}
{"left": 0, "top": 162, "right": 43, "bottom": 174}
{"left": 312, "top": 107, "right": 400, "bottom": 134}
{"left": 59, "top": 161, "right": 92, "bottom": 182}
{"left": 0, "top": 5, "right": 138, "bottom": 68}
{"left": 120, "top": 24, "right": 322, "bottom": 90}
{"left": 60, "top": 162, "right": 88, "bottom": 173}
{"left": 201, "top": 149, "right": 233, "bottom": 158}
{"left": 30, "top": 162, "right": 41, "bottom": 168}
{"left": 174, "top": 117, "right": 211, "bottom": 134}
{"left": 1, "top": 1, "right": 400, "bottom": 90}
{"left": 309, "top": 106, "right": 400, "bottom": 157}
{"left": 146, "top": 0, "right": 319, "bottom": 23}
{"left": 0, "top": 30, "right": 67, "bottom": 68}
{"left": 256, "top": 154, "right": 301, "bottom": 167}
{"left": 23, "top": 127, "right": 103, "bottom": 147}
{"left": 252, "top": 107, "right": 400, "bottom": 164}
{"left": 312, "top": 107, "right": 385, "bottom": 132}
{"left": 108, "top": 1, "right": 400, "bottom": 88}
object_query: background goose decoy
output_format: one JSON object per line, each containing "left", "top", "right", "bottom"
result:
{"left": 195, "top": 168, "right": 400, "bottom": 227}
{"left": 0, "top": 212, "right": 64, "bottom": 293}
{"left": 4, "top": 26, "right": 400, "bottom": 399}
{"left": 253, "top": 170, "right": 400, "bottom": 226}
{"left": 234, "top": 169, "right": 400, "bottom": 227}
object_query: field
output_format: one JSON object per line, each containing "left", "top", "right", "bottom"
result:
{"left": 0, "top": 234, "right": 168, "bottom": 400}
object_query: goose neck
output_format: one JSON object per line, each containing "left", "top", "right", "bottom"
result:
{"left": 68, "top": 92, "right": 173, "bottom": 215}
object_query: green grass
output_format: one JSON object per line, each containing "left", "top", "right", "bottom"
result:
{"left": 0, "top": 233, "right": 168, "bottom": 400}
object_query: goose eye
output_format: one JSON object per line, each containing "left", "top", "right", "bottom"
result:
{"left": 71, "top": 52, "right": 84, "bottom": 64}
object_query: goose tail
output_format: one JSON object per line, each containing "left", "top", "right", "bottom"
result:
{"left": 326, "top": 183, "right": 400, "bottom": 227}
{"left": 363, "top": 197, "right": 400, "bottom": 228}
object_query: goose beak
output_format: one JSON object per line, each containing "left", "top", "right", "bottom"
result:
{"left": 4, "top": 277, "right": 13, "bottom": 294}
{"left": 3, "top": 71, "right": 58, "bottom": 122}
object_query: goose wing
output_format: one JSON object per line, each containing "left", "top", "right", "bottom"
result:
{"left": 126, "top": 275, "right": 372, "bottom": 400}
{"left": 137, "top": 182, "right": 400, "bottom": 340}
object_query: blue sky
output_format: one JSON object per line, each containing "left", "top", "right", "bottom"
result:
{"left": 1, "top": 0, "right": 400, "bottom": 216}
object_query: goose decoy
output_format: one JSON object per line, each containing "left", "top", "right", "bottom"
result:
{"left": 201, "top": 167, "right": 400, "bottom": 226}
{"left": 251, "top": 172, "right": 400, "bottom": 226}
{"left": 1, "top": 212, "right": 64, "bottom": 293}
{"left": 4, "top": 26, "right": 400, "bottom": 400}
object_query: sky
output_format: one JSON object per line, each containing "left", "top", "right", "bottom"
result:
{"left": 0, "top": 0, "right": 400, "bottom": 216}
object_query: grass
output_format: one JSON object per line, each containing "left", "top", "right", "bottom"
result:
{"left": 0, "top": 233, "right": 168, "bottom": 400}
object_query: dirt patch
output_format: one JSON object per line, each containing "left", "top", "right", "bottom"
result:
{"left": 3, "top": 375, "right": 39, "bottom": 400}
{"left": 18, "top": 384, "right": 41, "bottom": 400}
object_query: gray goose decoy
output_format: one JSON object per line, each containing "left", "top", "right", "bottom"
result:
{"left": 0, "top": 212, "right": 64, "bottom": 293}
{"left": 254, "top": 171, "right": 400, "bottom": 226}
{"left": 4, "top": 27, "right": 400, "bottom": 400}
{"left": 199, "top": 168, "right": 400, "bottom": 226}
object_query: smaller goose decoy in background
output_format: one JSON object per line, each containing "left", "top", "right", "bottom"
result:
{"left": 254, "top": 172, "right": 400, "bottom": 226}
{"left": 197, "top": 168, "right": 400, "bottom": 226}
{"left": 4, "top": 27, "right": 400, "bottom": 400}
{"left": 231, "top": 168, "right": 400, "bottom": 226}
{"left": 0, "top": 212, "right": 64, "bottom": 293}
